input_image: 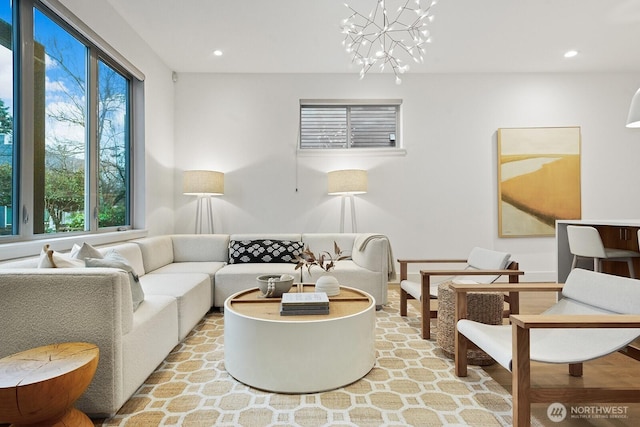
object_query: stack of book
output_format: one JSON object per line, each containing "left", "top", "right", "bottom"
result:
{"left": 280, "top": 292, "right": 330, "bottom": 316}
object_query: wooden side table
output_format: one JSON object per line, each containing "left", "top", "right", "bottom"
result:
{"left": 0, "top": 342, "right": 99, "bottom": 427}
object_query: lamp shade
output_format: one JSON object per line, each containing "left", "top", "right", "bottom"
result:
{"left": 627, "top": 88, "right": 640, "bottom": 128}
{"left": 183, "top": 170, "right": 224, "bottom": 195}
{"left": 327, "top": 169, "right": 367, "bottom": 195}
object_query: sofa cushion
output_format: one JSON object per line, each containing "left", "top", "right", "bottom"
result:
{"left": 102, "top": 243, "right": 147, "bottom": 278}
{"left": 139, "top": 273, "right": 211, "bottom": 340}
{"left": 302, "top": 234, "right": 357, "bottom": 259}
{"left": 87, "top": 250, "right": 145, "bottom": 311}
{"left": 171, "top": 234, "right": 229, "bottom": 262}
{"left": 214, "top": 263, "right": 301, "bottom": 307}
{"left": 134, "top": 236, "right": 174, "bottom": 273}
{"left": 229, "top": 239, "right": 304, "bottom": 264}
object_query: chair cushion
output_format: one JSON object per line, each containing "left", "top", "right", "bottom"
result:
{"left": 562, "top": 268, "right": 640, "bottom": 314}
{"left": 466, "top": 247, "right": 510, "bottom": 270}
{"left": 458, "top": 317, "right": 640, "bottom": 371}
{"left": 401, "top": 280, "right": 440, "bottom": 300}
{"left": 458, "top": 247, "right": 511, "bottom": 284}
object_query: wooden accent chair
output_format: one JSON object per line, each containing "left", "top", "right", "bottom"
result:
{"left": 452, "top": 268, "right": 640, "bottom": 427}
{"left": 398, "top": 247, "right": 524, "bottom": 339}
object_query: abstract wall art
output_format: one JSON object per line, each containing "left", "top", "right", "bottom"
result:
{"left": 498, "top": 127, "right": 581, "bottom": 237}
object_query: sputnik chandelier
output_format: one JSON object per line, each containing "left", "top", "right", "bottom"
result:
{"left": 341, "top": 0, "right": 438, "bottom": 84}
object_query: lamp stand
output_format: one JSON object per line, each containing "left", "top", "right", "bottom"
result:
{"left": 195, "top": 195, "right": 215, "bottom": 234}
{"left": 339, "top": 194, "right": 357, "bottom": 233}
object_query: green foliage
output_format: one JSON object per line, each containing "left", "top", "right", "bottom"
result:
{"left": 0, "top": 99, "right": 11, "bottom": 136}
{"left": 0, "top": 163, "right": 12, "bottom": 207}
{"left": 44, "top": 166, "right": 84, "bottom": 232}
{"left": 98, "top": 203, "right": 125, "bottom": 227}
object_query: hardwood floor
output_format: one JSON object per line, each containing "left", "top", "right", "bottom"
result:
{"left": 482, "top": 291, "right": 640, "bottom": 427}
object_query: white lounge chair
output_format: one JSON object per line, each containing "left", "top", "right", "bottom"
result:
{"left": 451, "top": 268, "right": 640, "bottom": 427}
{"left": 398, "top": 247, "right": 524, "bottom": 339}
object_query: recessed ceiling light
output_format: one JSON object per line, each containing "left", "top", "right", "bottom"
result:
{"left": 213, "top": 50, "right": 223, "bottom": 57}
{"left": 564, "top": 50, "right": 579, "bottom": 58}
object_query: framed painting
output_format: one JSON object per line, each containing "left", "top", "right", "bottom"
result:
{"left": 498, "top": 127, "right": 581, "bottom": 237}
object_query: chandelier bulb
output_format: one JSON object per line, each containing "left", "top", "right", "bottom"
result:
{"left": 341, "top": 0, "right": 438, "bottom": 82}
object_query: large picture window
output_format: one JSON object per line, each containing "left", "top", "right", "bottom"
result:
{"left": 300, "top": 100, "right": 401, "bottom": 150}
{"left": 0, "top": 0, "right": 140, "bottom": 239}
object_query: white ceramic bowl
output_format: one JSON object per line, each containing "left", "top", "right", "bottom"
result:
{"left": 256, "top": 274, "right": 294, "bottom": 298}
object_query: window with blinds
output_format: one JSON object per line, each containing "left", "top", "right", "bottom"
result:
{"left": 300, "top": 101, "right": 400, "bottom": 150}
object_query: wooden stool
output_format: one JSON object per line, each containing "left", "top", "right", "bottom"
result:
{"left": 437, "top": 281, "right": 503, "bottom": 365}
{"left": 0, "top": 342, "right": 99, "bottom": 427}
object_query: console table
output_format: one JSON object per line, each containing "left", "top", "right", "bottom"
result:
{"left": 557, "top": 219, "right": 640, "bottom": 282}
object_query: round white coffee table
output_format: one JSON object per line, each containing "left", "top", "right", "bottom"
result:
{"left": 224, "top": 285, "right": 376, "bottom": 393}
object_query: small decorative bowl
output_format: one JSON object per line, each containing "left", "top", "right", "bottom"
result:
{"left": 256, "top": 274, "right": 294, "bottom": 298}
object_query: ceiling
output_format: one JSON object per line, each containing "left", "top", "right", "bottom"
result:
{"left": 104, "top": 0, "right": 640, "bottom": 75}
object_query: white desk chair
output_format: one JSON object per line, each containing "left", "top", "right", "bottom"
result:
{"left": 567, "top": 225, "right": 640, "bottom": 278}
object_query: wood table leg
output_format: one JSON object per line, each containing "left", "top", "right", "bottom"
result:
{"left": 512, "top": 323, "right": 531, "bottom": 427}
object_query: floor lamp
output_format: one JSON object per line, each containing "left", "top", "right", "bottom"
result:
{"left": 183, "top": 170, "right": 224, "bottom": 234}
{"left": 327, "top": 169, "right": 367, "bottom": 233}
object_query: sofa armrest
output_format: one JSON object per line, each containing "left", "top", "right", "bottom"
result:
{"left": 0, "top": 268, "right": 133, "bottom": 358}
{"left": 397, "top": 259, "right": 467, "bottom": 281}
{"left": 352, "top": 234, "right": 389, "bottom": 275}
{"left": 510, "top": 314, "right": 640, "bottom": 329}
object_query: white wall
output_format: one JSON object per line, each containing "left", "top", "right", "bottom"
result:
{"left": 61, "top": 0, "right": 176, "bottom": 236}
{"left": 174, "top": 72, "right": 640, "bottom": 281}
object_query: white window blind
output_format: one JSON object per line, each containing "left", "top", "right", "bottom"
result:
{"left": 300, "top": 100, "right": 400, "bottom": 150}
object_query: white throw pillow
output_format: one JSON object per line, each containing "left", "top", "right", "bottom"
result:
{"left": 85, "top": 249, "right": 144, "bottom": 311}
{"left": 37, "top": 244, "right": 85, "bottom": 268}
{"left": 70, "top": 242, "right": 103, "bottom": 261}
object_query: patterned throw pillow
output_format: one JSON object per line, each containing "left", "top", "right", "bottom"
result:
{"left": 229, "top": 239, "right": 304, "bottom": 264}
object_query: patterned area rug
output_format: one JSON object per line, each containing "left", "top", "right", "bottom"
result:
{"left": 98, "top": 289, "right": 523, "bottom": 427}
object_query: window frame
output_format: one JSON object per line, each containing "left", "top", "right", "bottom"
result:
{"left": 298, "top": 99, "right": 406, "bottom": 157}
{"left": 0, "top": 0, "right": 144, "bottom": 245}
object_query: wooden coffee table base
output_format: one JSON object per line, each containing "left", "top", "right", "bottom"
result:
{"left": 0, "top": 342, "right": 99, "bottom": 427}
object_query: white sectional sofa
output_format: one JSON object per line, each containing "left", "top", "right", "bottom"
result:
{"left": 0, "top": 232, "right": 392, "bottom": 417}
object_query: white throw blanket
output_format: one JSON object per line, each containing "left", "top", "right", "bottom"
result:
{"left": 358, "top": 234, "right": 396, "bottom": 280}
